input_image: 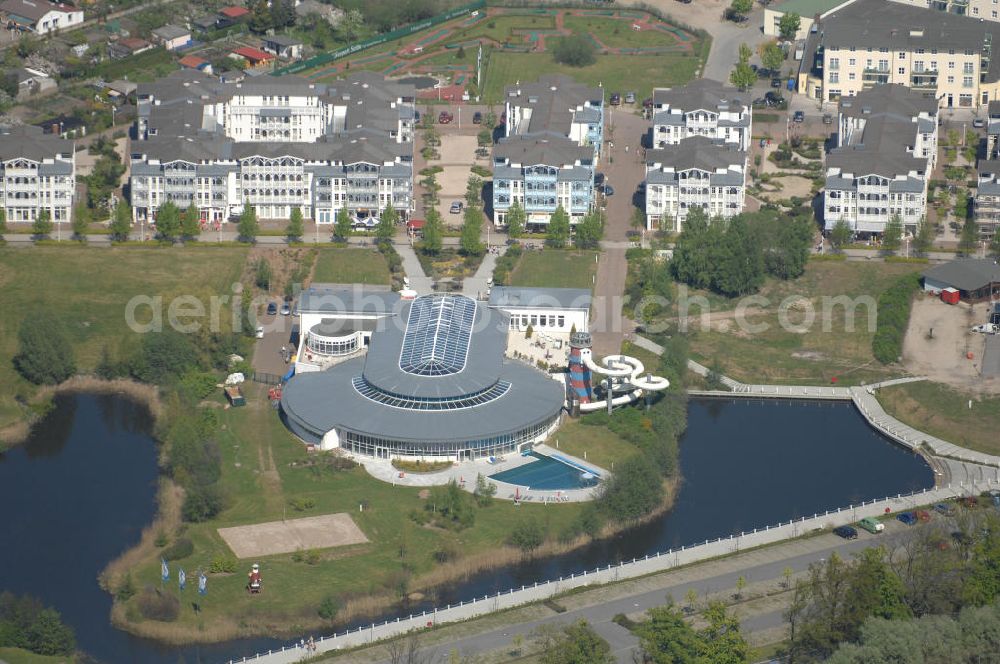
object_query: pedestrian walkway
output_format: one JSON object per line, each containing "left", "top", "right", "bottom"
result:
{"left": 462, "top": 245, "right": 505, "bottom": 299}
{"left": 392, "top": 241, "right": 433, "bottom": 294}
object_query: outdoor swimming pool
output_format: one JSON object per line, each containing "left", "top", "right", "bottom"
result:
{"left": 489, "top": 452, "right": 600, "bottom": 490}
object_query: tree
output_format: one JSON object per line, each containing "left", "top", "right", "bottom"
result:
{"left": 155, "top": 202, "right": 181, "bottom": 242}
{"left": 713, "top": 215, "right": 764, "bottom": 296}
{"left": 738, "top": 42, "right": 753, "bottom": 64}
{"left": 783, "top": 566, "right": 794, "bottom": 589}
{"left": 699, "top": 602, "right": 750, "bottom": 664}
{"left": 376, "top": 203, "right": 397, "bottom": 244}
{"left": 181, "top": 204, "right": 201, "bottom": 241}
{"left": 25, "top": 608, "right": 76, "bottom": 656}
{"left": 830, "top": 219, "right": 853, "bottom": 251}
{"left": 779, "top": 12, "right": 801, "bottom": 40}
{"left": 237, "top": 206, "right": 259, "bottom": 243}
{"left": 465, "top": 175, "right": 483, "bottom": 208}
{"left": 638, "top": 604, "right": 703, "bottom": 663}
{"left": 913, "top": 217, "right": 934, "bottom": 256}
{"left": 730, "top": 0, "right": 753, "bottom": 17}
{"left": 13, "top": 314, "right": 76, "bottom": 385}
{"left": 537, "top": 621, "right": 614, "bottom": 664}
{"left": 460, "top": 206, "right": 484, "bottom": 256}
{"left": 761, "top": 42, "right": 785, "bottom": 74}
{"left": 730, "top": 61, "right": 757, "bottom": 91}
{"left": 959, "top": 217, "right": 979, "bottom": 256}
{"left": 341, "top": 8, "right": 364, "bottom": 43}
{"left": 882, "top": 214, "right": 903, "bottom": 254}
{"left": 598, "top": 455, "right": 663, "bottom": 521}
{"left": 0, "top": 207, "right": 6, "bottom": 237}
{"left": 71, "top": 203, "right": 90, "bottom": 240}
{"left": 334, "top": 207, "right": 353, "bottom": 242}
{"left": 546, "top": 205, "right": 571, "bottom": 248}
{"left": 508, "top": 519, "right": 545, "bottom": 552}
{"left": 506, "top": 200, "right": 525, "bottom": 239}
{"left": 32, "top": 209, "right": 53, "bottom": 238}
{"left": 574, "top": 209, "right": 604, "bottom": 249}
{"left": 456, "top": 44, "right": 466, "bottom": 60}
{"left": 991, "top": 229, "right": 1000, "bottom": 257}
{"left": 421, "top": 208, "right": 444, "bottom": 255}
{"left": 552, "top": 34, "right": 597, "bottom": 68}
{"left": 109, "top": 201, "right": 131, "bottom": 242}
{"left": 671, "top": 208, "right": 717, "bottom": 290}
{"left": 734, "top": 575, "right": 747, "bottom": 599}
{"left": 287, "top": 206, "right": 304, "bottom": 241}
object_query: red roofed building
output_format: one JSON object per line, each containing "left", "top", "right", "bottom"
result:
{"left": 232, "top": 46, "right": 275, "bottom": 66}
{"left": 219, "top": 6, "right": 250, "bottom": 19}
{"left": 178, "top": 55, "right": 213, "bottom": 74}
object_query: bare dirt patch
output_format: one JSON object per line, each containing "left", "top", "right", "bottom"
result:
{"left": 218, "top": 513, "right": 369, "bottom": 558}
{"left": 902, "top": 295, "right": 997, "bottom": 393}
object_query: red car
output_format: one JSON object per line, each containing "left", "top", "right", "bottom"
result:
{"left": 438, "top": 112, "right": 453, "bottom": 124}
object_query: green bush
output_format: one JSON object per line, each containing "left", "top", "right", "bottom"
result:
{"left": 0, "top": 593, "right": 76, "bottom": 656}
{"left": 181, "top": 483, "right": 224, "bottom": 522}
{"left": 509, "top": 519, "right": 545, "bottom": 552}
{"left": 161, "top": 537, "right": 194, "bottom": 561}
{"left": 318, "top": 596, "right": 339, "bottom": 620}
{"left": 13, "top": 313, "right": 76, "bottom": 385}
{"left": 209, "top": 555, "right": 238, "bottom": 574}
{"left": 872, "top": 273, "right": 920, "bottom": 364}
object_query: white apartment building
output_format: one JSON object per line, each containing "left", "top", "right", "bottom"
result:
{"left": 650, "top": 79, "right": 752, "bottom": 151}
{"left": 0, "top": 0, "right": 83, "bottom": 34}
{"left": 644, "top": 137, "right": 748, "bottom": 231}
{"left": 0, "top": 125, "right": 75, "bottom": 224}
{"left": 975, "top": 101, "right": 1000, "bottom": 239}
{"left": 798, "top": 0, "right": 1000, "bottom": 108}
{"left": 130, "top": 70, "right": 415, "bottom": 225}
{"left": 823, "top": 84, "right": 937, "bottom": 234}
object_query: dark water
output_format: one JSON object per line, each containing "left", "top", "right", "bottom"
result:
{"left": 0, "top": 395, "right": 934, "bottom": 663}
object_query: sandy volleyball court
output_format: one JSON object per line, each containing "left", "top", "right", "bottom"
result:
{"left": 218, "top": 513, "right": 368, "bottom": 558}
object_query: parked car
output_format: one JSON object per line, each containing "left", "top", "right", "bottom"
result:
{"left": 934, "top": 503, "right": 956, "bottom": 516}
{"left": 280, "top": 302, "right": 291, "bottom": 316}
{"left": 973, "top": 118, "right": 986, "bottom": 128}
{"left": 793, "top": 110, "right": 805, "bottom": 123}
{"left": 438, "top": 111, "right": 453, "bottom": 124}
{"left": 771, "top": 77, "right": 782, "bottom": 88}
{"left": 266, "top": 302, "right": 278, "bottom": 316}
{"left": 472, "top": 111, "right": 483, "bottom": 124}
{"left": 595, "top": 172, "right": 606, "bottom": 185}
{"left": 897, "top": 512, "right": 918, "bottom": 525}
{"left": 857, "top": 517, "right": 885, "bottom": 534}
{"left": 449, "top": 201, "right": 464, "bottom": 214}
{"left": 604, "top": 184, "right": 615, "bottom": 196}
{"left": 823, "top": 113, "right": 833, "bottom": 124}
{"left": 625, "top": 91, "right": 636, "bottom": 104}
{"left": 610, "top": 92, "right": 622, "bottom": 106}
{"left": 834, "top": 525, "right": 858, "bottom": 539}
{"left": 988, "top": 490, "right": 1000, "bottom": 508}
{"left": 255, "top": 325, "right": 264, "bottom": 339}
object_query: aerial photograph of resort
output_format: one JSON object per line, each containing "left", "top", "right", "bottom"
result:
{"left": 2, "top": 0, "right": 1000, "bottom": 661}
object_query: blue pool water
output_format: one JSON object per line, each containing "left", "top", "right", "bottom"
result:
{"left": 489, "top": 452, "right": 600, "bottom": 490}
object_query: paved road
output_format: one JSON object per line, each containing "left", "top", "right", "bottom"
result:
{"left": 319, "top": 528, "right": 913, "bottom": 664}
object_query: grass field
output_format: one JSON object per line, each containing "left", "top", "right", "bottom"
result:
{"left": 685, "top": 261, "right": 921, "bottom": 387}
{"left": 311, "top": 247, "right": 391, "bottom": 285}
{"left": 482, "top": 52, "right": 703, "bottom": 104}
{"left": 509, "top": 250, "right": 598, "bottom": 290}
{"left": 451, "top": 14, "right": 557, "bottom": 43}
{"left": 0, "top": 648, "right": 72, "bottom": 664}
{"left": 0, "top": 246, "right": 248, "bottom": 433}
{"left": 550, "top": 418, "right": 640, "bottom": 472}
{"left": 121, "top": 384, "right": 587, "bottom": 637}
{"left": 561, "top": 15, "right": 688, "bottom": 49}
{"left": 878, "top": 382, "right": 1000, "bottom": 456}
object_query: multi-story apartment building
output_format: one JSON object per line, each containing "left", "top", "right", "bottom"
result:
{"left": 798, "top": 0, "right": 1000, "bottom": 108}
{"left": 0, "top": 125, "right": 75, "bottom": 224}
{"left": 644, "top": 137, "right": 747, "bottom": 231}
{"left": 650, "top": 79, "right": 752, "bottom": 151}
{"left": 823, "top": 84, "right": 938, "bottom": 234}
{"left": 130, "top": 70, "right": 415, "bottom": 225}
{"left": 643, "top": 80, "right": 751, "bottom": 231}
{"left": 492, "top": 75, "right": 603, "bottom": 227}
{"left": 889, "top": 0, "right": 1000, "bottom": 22}
{"left": 975, "top": 101, "right": 1000, "bottom": 239}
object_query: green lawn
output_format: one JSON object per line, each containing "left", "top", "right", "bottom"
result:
{"left": 685, "top": 261, "right": 922, "bottom": 387}
{"left": 0, "top": 648, "right": 72, "bottom": 664}
{"left": 550, "top": 418, "right": 640, "bottom": 472}
{"left": 482, "top": 52, "right": 703, "bottom": 104}
{"left": 123, "top": 385, "right": 586, "bottom": 636}
{"left": 879, "top": 382, "right": 1000, "bottom": 456}
{"left": 0, "top": 246, "right": 248, "bottom": 432}
{"left": 450, "top": 14, "right": 557, "bottom": 44}
{"left": 92, "top": 47, "right": 177, "bottom": 83}
{"left": 562, "top": 15, "right": 693, "bottom": 49}
{"left": 509, "top": 250, "right": 598, "bottom": 290}
{"left": 311, "top": 247, "right": 391, "bottom": 285}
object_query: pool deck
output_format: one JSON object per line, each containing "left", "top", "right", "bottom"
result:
{"left": 347, "top": 444, "right": 606, "bottom": 503}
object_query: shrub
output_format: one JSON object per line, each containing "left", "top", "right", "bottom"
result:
{"left": 181, "top": 483, "right": 224, "bottom": 522}
{"left": 318, "top": 596, "right": 339, "bottom": 620}
{"left": 552, "top": 33, "right": 597, "bottom": 67}
{"left": 115, "top": 573, "right": 136, "bottom": 602}
{"left": 135, "top": 587, "right": 180, "bottom": 622}
{"left": 178, "top": 371, "right": 218, "bottom": 402}
{"left": 161, "top": 537, "right": 194, "bottom": 561}
{"left": 872, "top": 273, "right": 920, "bottom": 364}
{"left": 509, "top": 519, "right": 545, "bottom": 552}
{"left": 209, "top": 555, "right": 238, "bottom": 574}
{"left": 13, "top": 314, "right": 76, "bottom": 385}
{"left": 288, "top": 496, "right": 316, "bottom": 512}
{"left": 433, "top": 542, "right": 460, "bottom": 563}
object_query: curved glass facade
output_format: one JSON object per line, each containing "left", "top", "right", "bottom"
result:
{"left": 351, "top": 376, "right": 511, "bottom": 410}
{"left": 307, "top": 331, "right": 360, "bottom": 356}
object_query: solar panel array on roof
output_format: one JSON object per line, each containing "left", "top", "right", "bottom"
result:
{"left": 399, "top": 295, "right": 476, "bottom": 376}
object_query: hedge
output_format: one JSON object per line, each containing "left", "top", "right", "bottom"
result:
{"left": 872, "top": 273, "right": 921, "bottom": 364}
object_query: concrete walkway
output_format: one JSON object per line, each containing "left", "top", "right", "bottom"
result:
{"left": 462, "top": 245, "right": 504, "bottom": 299}
{"left": 392, "top": 240, "right": 433, "bottom": 294}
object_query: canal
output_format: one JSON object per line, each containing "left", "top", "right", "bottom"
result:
{"left": 0, "top": 395, "right": 934, "bottom": 662}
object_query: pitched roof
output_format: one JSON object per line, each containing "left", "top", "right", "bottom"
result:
{"left": 0, "top": 0, "right": 77, "bottom": 21}
{"left": 178, "top": 55, "right": 209, "bottom": 69}
{"left": 839, "top": 84, "right": 936, "bottom": 120}
{"left": 494, "top": 135, "right": 593, "bottom": 167}
{"left": 152, "top": 24, "right": 190, "bottom": 41}
{"left": 233, "top": 46, "right": 274, "bottom": 62}
{"left": 652, "top": 79, "right": 749, "bottom": 114}
{"left": 0, "top": 124, "right": 73, "bottom": 161}
{"left": 922, "top": 259, "right": 1000, "bottom": 292}
{"left": 505, "top": 74, "right": 603, "bottom": 136}
{"left": 646, "top": 136, "right": 746, "bottom": 172}
{"left": 219, "top": 5, "right": 249, "bottom": 18}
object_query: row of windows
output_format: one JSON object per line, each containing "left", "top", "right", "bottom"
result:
{"left": 352, "top": 376, "right": 512, "bottom": 411}
{"left": 307, "top": 333, "right": 360, "bottom": 357}
{"left": 339, "top": 417, "right": 556, "bottom": 459}
{"left": 510, "top": 314, "right": 566, "bottom": 329}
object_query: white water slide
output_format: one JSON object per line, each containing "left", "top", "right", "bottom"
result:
{"left": 576, "top": 349, "right": 669, "bottom": 412}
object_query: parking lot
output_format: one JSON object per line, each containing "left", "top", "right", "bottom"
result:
{"left": 251, "top": 302, "right": 297, "bottom": 376}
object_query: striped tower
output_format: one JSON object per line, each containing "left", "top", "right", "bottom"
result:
{"left": 567, "top": 331, "right": 594, "bottom": 406}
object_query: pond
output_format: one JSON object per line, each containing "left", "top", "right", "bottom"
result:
{"left": 0, "top": 395, "right": 934, "bottom": 662}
